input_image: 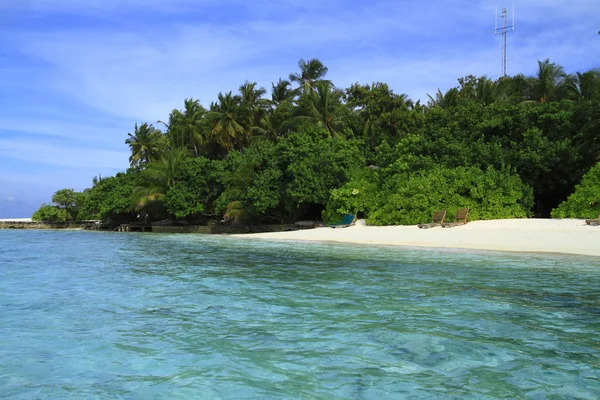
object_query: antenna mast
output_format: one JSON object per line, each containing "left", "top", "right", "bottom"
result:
{"left": 494, "top": 5, "right": 515, "bottom": 77}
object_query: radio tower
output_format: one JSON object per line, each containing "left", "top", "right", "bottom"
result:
{"left": 494, "top": 6, "right": 515, "bottom": 77}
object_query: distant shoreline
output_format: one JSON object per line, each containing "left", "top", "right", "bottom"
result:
{"left": 0, "top": 219, "right": 83, "bottom": 230}
{"left": 4, "top": 218, "right": 600, "bottom": 257}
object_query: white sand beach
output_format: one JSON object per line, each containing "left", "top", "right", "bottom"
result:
{"left": 235, "top": 219, "right": 600, "bottom": 257}
{"left": 0, "top": 218, "right": 32, "bottom": 222}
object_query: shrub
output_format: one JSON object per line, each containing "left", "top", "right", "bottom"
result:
{"left": 321, "top": 168, "right": 378, "bottom": 223}
{"left": 551, "top": 162, "right": 600, "bottom": 219}
{"left": 163, "top": 157, "right": 223, "bottom": 220}
{"left": 325, "top": 165, "right": 533, "bottom": 226}
{"left": 32, "top": 204, "right": 68, "bottom": 222}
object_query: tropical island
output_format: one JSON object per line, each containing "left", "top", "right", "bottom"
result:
{"left": 30, "top": 58, "right": 600, "bottom": 243}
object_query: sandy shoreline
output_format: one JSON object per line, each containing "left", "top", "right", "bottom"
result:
{"left": 3, "top": 218, "right": 598, "bottom": 256}
{"left": 234, "top": 219, "right": 600, "bottom": 257}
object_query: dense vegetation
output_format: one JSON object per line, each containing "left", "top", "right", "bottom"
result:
{"left": 552, "top": 163, "right": 600, "bottom": 219}
{"left": 33, "top": 58, "right": 600, "bottom": 225}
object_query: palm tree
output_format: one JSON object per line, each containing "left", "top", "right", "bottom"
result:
{"left": 270, "top": 78, "right": 299, "bottom": 106}
{"left": 132, "top": 147, "right": 190, "bottom": 210}
{"left": 125, "top": 123, "right": 164, "bottom": 167}
{"left": 456, "top": 75, "right": 506, "bottom": 105}
{"left": 207, "top": 92, "right": 252, "bottom": 151}
{"left": 165, "top": 98, "right": 207, "bottom": 157}
{"left": 219, "top": 158, "right": 257, "bottom": 222}
{"left": 239, "top": 81, "right": 269, "bottom": 133}
{"left": 289, "top": 58, "right": 331, "bottom": 95}
{"left": 473, "top": 76, "right": 506, "bottom": 105}
{"left": 573, "top": 69, "right": 600, "bottom": 100}
{"left": 252, "top": 79, "right": 299, "bottom": 140}
{"left": 497, "top": 73, "right": 530, "bottom": 103}
{"left": 239, "top": 81, "right": 267, "bottom": 108}
{"left": 527, "top": 59, "right": 574, "bottom": 103}
{"left": 346, "top": 82, "right": 412, "bottom": 139}
{"left": 297, "top": 81, "right": 347, "bottom": 137}
{"left": 91, "top": 174, "right": 102, "bottom": 187}
{"left": 409, "top": 99, "right": 426, "bottom": 113}
{"left": 427, "top": 88, "right": 460, "bottom": 109}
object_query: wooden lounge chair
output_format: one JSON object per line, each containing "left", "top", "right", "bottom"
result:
{"left": 585, "top": 214, "right": 600, "bottom": 225}
{"left": 418, "top": 210, "right": 446, "bottom": 229}
{"left": 441, "top": 208, "right": 469, "bottom": 228}
{"left": 329, "top": 213, "right": 357, "bottom": 228}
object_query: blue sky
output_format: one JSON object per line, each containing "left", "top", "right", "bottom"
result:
{"left": 0, "top": 0, "right": 598, "bottom": 217}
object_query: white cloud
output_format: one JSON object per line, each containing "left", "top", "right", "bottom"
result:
{"left": 10, "top": 0, "right": 595, "bottom": 124}
{"left": 16, "top": 26, "right": 256, "bottom": 122}
{"left": 0, "top": 169, "right": 101, "bottom": 191}
{"left": 0, "top": 139, "right": 129, "bottom": 169}
{"left": 1, "top": 0, "right": 209, "bottom": 14}
{"left": 0, "top": 119, "right": 130, "bottom": 145}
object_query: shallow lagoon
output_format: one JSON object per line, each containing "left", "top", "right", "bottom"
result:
{"left": 1, "top": 230, "right": 599, "bottom": 399}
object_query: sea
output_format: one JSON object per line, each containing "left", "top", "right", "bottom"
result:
{"left": 1, "top": 230, "right": 599, "bottom": 399}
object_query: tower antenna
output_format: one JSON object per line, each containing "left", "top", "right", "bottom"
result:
{"left": 494, "top": 4, "right": 515, "bottom": 77}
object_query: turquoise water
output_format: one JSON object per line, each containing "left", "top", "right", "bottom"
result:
{"left": 1, "top": 230, "right": 599, "bottom": 399}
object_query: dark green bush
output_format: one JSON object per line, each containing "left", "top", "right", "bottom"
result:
{"left": 32, "top": 204, "right": 68, "bottom": 222}
{"left": 164, "top": 157, "right": 224, "bottom": 220}
{"left": 325, "top": 165, "right": 533, "bottom": 226}
{"left": 76, "top": 171, "right": 141, "bottom": 223}
{"left": 551, "top": 162, "right": 600, "bottom": 219}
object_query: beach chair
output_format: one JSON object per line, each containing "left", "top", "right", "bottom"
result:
{"left": 585, "top": 214, "right": 600, "bottom": 226}
{"left": 441, "top": 208, "right": 469, "bottom": 228}
{"left": 329, "top": 213, "right": 357, "bottom": 228}
{"left": 417, "top": 210, "right": 446, "bottom": 229}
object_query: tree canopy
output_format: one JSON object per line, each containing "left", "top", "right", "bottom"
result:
{"left": 34, "top": 58, "right": 600, "bottom": 225}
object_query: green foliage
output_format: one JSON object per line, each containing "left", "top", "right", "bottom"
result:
{"left": 289, "top": 58, "right": 331, "bottom": 95}
{"left": 77, "top": 171, "right": 142, "bottom": 223}
{"left": 125, "top": 122, "right": 165, "bottom": 167}
{"left": 53, "top": 188, "right": 86, "bottom": 221}
{"left": 32, "top": 188, "right": 85, "bottom": 222}
{"left": 325, "top": 166, "right": 532, "bottom": 226}
{"left": 214, "top": 124, "right": 364, "bottom": 222}
{"left": 208, "top": 91, "right": 252, "bottom": 152}
{"left": 163, "top": 185, "right": 204, "bottom": 219}
{"left": 163, "top": 157, "right": 224, "bottom": 220}
{"left": 132, "top": 147, "right": 191, "bottom": 217}
{"left": 36, "top": 59, "right": 600, "bottom": 225}
{"left": 51, "top": 188, "right": 77, "bottom": 209}
{"left": 393, "top": 100, "right": 590, "bottom": 215}
{"left": 167, "top": 98, "right": 208, "bottom": 157}
{"left": 373, "top": 166, "right": 532, "bottom": 225}
{"left": 551, "top": 162, "right": 600, "bottom": 218}
{"left": 32, "top": 204, "right": 68, "bottom": 222}
{"left": 216, "top": 141, "right": 283, "bottom": 222}
{"left": 346, "top": 82, "right": 418, "bottom": 148}
{"left": 278, "top": 124, "right": 365, "bottom": 212}
{"left": 321, "top": 167, "right": 378, "bottom": 223}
